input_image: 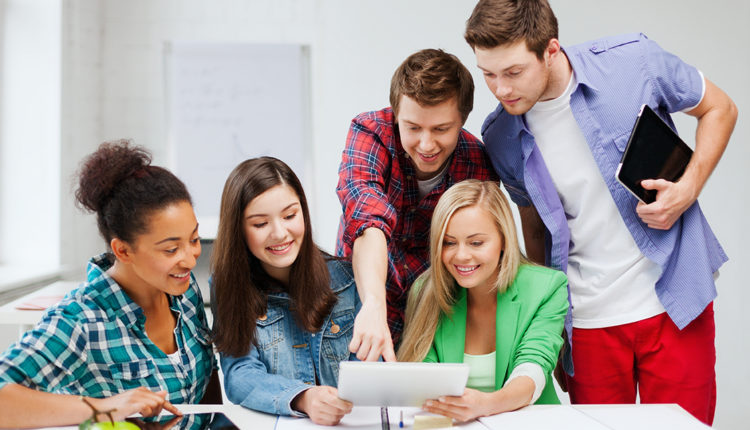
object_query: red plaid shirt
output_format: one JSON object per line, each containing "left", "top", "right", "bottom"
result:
{"left": 336, "top": 108, "right": 497, "bottom": 341}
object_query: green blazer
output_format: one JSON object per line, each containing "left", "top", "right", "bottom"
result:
{"left": 423, "top": 264, "right": 568, "bottom": 404}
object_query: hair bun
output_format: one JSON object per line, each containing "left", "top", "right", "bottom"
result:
{"left": 75, "top": 139, "right": 152, "bottom": 214}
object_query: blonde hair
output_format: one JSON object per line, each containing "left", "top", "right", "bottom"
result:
{"left": 397, "top": 180, "right": 527, "bottom": 362}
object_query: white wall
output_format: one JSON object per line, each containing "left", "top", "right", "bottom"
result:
{"left": 59, "top": 0, "right": 102, "bottom": 279}
{"left": 49, "top": 0, "right": 750, "bottom": 428}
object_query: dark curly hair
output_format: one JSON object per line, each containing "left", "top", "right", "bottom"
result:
{"left": 75, "top": 139, "right": 192, "bottom": 245}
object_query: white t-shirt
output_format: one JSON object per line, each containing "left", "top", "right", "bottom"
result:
{"left": 417, "top": 161, "right": 449, "bottom": 200}
{"left": 525, "top": 74, "right": 665, "bottom": 328}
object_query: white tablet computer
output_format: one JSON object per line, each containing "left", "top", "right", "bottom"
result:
{"left": 337, "top": 361, "right": 470, "bottom": 406}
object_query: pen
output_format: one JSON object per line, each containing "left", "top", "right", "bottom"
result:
{"left": 399, "top": 410, "right": 404, "bottom": 428}
{"left": 381, "top": 406, "right": 391, "bottom": 430}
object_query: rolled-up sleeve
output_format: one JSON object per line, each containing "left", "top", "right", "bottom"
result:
{"left": 336, "top": 117, "right": 399, "bottom": 249}
{"left": 0, "top": 310, "right": 88, "bottom": 392}
{"left": 513, "top": 270, "right": 568, "bottom": 375}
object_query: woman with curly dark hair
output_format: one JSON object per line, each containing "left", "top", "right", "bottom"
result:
{"left": 0, "top": 140, "right": 215, "bottom": 428}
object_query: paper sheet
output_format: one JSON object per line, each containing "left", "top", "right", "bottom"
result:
{"left": 14, "top": 295, "right": 63, "bottom": 310}
{"left": 479, "top": 405, "right": 609, "bottom": 430}
{"left": 275, "top": 406, "right": 486, "bottom": 430}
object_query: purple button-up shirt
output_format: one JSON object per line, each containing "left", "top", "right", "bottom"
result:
{"left": 481, "top": 34, "right": 727, "bottom": 345}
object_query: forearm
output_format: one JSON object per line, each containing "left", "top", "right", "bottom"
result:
{"left": 513, "top": 271, "right": 568, "bottom": 372}
{"left": 682, "top": 79, "right": 737, "bottom": 197}
{"left": 487, "top": 376, "right": 536, "bottom": 414}
{"left": 504, "top": 362, "right": 546, "bottom": 404}
{"left": 352, "top": 227, "right": 388, "bottom": 305}
{"left": 0, "top": 383, "right": 94, "bottom": 428}
{"left": 221, "top": 356, "right": 308, "bottom": 416}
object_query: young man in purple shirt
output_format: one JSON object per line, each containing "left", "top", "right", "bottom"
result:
{"left": 464, "top": 0, "right": 737, "bottom": 424}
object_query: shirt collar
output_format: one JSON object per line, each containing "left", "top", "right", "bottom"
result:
{"left": 86, "top": 253, "right": 146, "bottom": 328}
{"left": 561, "top": 46, "right": 599, "bottom": 93}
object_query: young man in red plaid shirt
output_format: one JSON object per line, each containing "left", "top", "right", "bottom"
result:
{"left": 336, "top": 49, "right": 497, "bottom": 361}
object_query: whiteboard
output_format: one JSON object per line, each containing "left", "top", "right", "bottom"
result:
{"left": 164, "top": 42, "right": 311, "bottom": 239}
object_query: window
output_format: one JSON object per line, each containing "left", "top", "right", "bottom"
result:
{"left": 0, "top": 0, "right": 62, "bottom": 292}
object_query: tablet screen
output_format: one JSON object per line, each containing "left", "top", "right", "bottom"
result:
{"left": 616, "top": 105, "right": 693, "bottom": 203}
{"left": 125, "top": 412, "right": 239, "bottom": 430}
{"left": 338, "top": 361, "right": 469, "bottom": 406}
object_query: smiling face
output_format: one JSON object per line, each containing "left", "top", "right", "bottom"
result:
{"left": 396, "top": 95, "right": 464, "bottom": 180}
{"left": 243, "top": 184, "right": 305, "bottom": 284}
{"left": 127, "top": 200, "right": 202, "bottom": 296}
{"left": 441, "top": 204, "right": 504, "bottom": 294}
{"left": 475, "top": 40, "right": 559, "bottom": 116}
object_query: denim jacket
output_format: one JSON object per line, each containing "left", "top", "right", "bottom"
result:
{"left": 220, "top": 259, "right": 360, "bottom": 416}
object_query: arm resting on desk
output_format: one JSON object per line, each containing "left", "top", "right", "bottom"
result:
{"left": 0, "top": 383, "right": 179, "bottom": 428}
{"left": 221, "top": 349, "right": 311, "bottom": 417}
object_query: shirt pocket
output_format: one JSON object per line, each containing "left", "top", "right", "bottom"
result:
{"left": 321, "top": 310, "right": 355, "bottom": 364}
{"left": 255, "top": 309, "right": 285, "bottom": 351}
{"left": 613, "top": 131, "right": 631, "bottom": 154}
{"left": 110, "top": 359, "right": 157, "bottom": 390}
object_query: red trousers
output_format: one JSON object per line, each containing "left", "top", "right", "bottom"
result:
{"left": 567, "top": 303, "right": 716, "bottom": 425}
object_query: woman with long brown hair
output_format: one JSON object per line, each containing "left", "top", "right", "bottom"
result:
{"left": 211, "top": 157, "right": 358, "bottom": 426}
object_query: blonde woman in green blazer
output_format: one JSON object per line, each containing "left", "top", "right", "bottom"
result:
{"left": 398, "top": 180, "right": 568, "bottom": 422}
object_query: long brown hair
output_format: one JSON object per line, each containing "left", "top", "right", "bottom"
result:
{"left": 398, "top": 180, "right": 527, "bottom": 362}
{"left": 211, "top": 157, "right": 336, "bottom": 357}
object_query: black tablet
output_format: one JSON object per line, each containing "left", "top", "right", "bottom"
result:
{"left": 125, "top": 412, "right": 239, "bottom": 430}
{"left": 615, "top": 104, "right": 693, "bottom": 204}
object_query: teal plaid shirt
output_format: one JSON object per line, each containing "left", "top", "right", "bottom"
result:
{"left": 0, "top": 254, "right": 215, "bottom": 403}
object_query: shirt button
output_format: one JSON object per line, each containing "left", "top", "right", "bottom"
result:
{"left": 403, "top": 264, "right": 408, "bottom": 270}
{"left": 331, "top": 323, "right": 340, "bottom": 334}
{"left": 406, "top": 175, "right": 412, "bottom": 181}
{"left": 258, "top": 315, "right": 267, "bottom": 321}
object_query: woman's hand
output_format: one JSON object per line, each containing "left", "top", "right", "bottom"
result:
{"left": 423, "top": 376, "right": 535, "bottom": 422}
{"left": 292, "top": 386, "right": 353, "bottom": 426}
{"left": 87, "top": 387, "right": 182, "bottom": 421}
{"left": 422, "top": 388, "right": 495, "bottom": 422}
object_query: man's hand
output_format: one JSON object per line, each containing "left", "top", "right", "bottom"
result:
{"left": 348, "top": 298, "right": 396, "bottom": 362}
{"left": 292, "top": 386, "right": 353, "bottom": 426}
{"left": 636, "top": 178, "right": 698, "bottom": 230}
{"left": 350, "top": 227, "right": 396, "bottom": 362}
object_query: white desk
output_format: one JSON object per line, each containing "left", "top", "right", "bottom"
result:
{"left": 0, "top": 281, "right": 79, "bottom": 336}
{"left": 40, "top": 404, "right": 276, "bottom": 430}
{"left": 41, "top": 404, "right": 706, "bottom": 430}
